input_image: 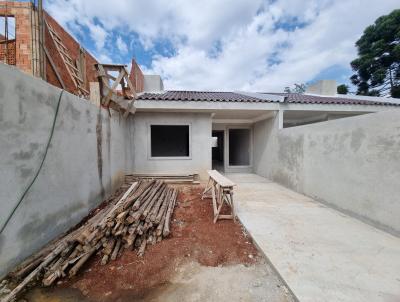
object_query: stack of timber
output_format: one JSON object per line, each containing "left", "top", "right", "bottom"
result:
{"left": 126, "top": 173, "right": 199, "bottom": 184}
{"left": 1, "top": 180, "right": 178, "bottom": 302}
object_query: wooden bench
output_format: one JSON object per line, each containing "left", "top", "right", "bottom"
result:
{"left": 201, "top": 170, "right": 236, "bottom": 223}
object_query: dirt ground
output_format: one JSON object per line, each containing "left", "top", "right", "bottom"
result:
{"left": 23, "top": 184, "right": 294, "bottom": 302}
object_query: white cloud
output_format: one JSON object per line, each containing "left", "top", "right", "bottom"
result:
{"left": 46, "top": 0, "right": 399, "bottom": 91}
{"left": 116, "top": 36, "right": 128, "bottom": 54}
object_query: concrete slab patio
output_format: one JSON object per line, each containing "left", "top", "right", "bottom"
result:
{"left": 228, "top": 173, "right": 400, "bottom": 302}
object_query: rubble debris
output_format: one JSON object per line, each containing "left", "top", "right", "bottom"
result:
{"left": 1, "top": 180, "right": 178, "bottom": 302}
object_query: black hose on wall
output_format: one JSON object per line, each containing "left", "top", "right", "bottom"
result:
{"left": 0, "top": 89, "right": 65, "bottom": 234}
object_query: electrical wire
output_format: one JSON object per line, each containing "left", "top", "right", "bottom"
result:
{"left": 0, "top": 89, "right": 65, "bottom": 234}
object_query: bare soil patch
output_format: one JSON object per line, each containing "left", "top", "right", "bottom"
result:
{"left": 25, "top": 184, "right": 262, "bottom": 302}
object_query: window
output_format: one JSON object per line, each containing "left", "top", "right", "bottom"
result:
{"left": 0, "top": 16, "right": 16, "bottom": 65}
{"left": 0, "top": 16, "right": 16, "bottom": 40}
{"left": 150, "top": 125, "right": 190, "bottom": 158}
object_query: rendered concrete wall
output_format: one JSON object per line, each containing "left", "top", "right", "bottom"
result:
{"left": 143, "top": 75, "right": 164, "bottom": 92}
{"left": 0, "top": 64, "right": 134, "bottom": 277}
{"left": 254, "top": 110, "right": 400, "bottom": 235}
{"left": 132, "top": 112, "right": 211, "bottom": 179}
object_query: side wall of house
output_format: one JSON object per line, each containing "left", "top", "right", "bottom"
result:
{"left": 132, "top": 112, "right": 212, "bottom": 179}
{"left": 0, "top": 64, "right": 134, "bottom": 277}
{"left": 253, "top": 110, "right": 400, "bottom": 235}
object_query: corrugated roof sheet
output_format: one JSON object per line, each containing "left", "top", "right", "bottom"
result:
{"left": 137, "top": 90, "right": 400, "bottom": 106}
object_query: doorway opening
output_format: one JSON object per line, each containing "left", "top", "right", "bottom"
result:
{"left": 228, "top": 128, "right": 250, "bottom": 166}
{"left": 212, "top": 130, "right": 224, "bottom": 172}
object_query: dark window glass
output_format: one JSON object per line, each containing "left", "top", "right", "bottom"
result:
{"left": 151, "top": 125, "right": 190, "bottom": 157}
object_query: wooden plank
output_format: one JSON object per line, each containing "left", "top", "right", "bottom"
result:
{"left": 88, "top": 86, "right": 101, "bottom": 106}
{"left": 43, "top": 46, "right": 66, "bottom": 90}
{"left": 127, "top": 173, "right": 196, "bottom": 177}
{"left": 89, "top": 82, "right": 101, "bottom": 107}
{"left": 77, "top": 84, "right": 89, "bottom": 94}
{"left": 207, "top": 170, "right": 235, "bottom": 188}
{"left": 64, "top": 59, "right": 80, "bottom": 73}
{"left": 103, "top": 68, "right": 126, "bottom": 106}
{"left": 96, "top": 64, "right": 106, "bottom": 77}
{"left": 102, "top": 64, "right": 127, "bottom": 70}
{"left": 57, "top": 47, "right": 73, "bottom": 61}
{"left": 123, "top": 66, "right": 137, "bottom": 98}
{"left": 45, "top": 20, "right": 88, "bottom": 96}
{"left": 46, "top": 23, "right": 79, "bottom": 89}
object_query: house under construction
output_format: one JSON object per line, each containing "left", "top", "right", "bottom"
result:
{"left": 1, "top": 2, "right": 400, "bottom": 302}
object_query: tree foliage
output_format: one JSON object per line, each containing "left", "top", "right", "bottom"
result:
{"left": 350, "top": 9, "right": 400, "bottom": 98}
{"left": 284, "top": 83, "right": 306, "bottom": 94}
{"left": 337, "top": 84, "right": 349, "bottom": 94}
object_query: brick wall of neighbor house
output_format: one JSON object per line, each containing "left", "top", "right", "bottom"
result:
{"left": 0, "top": 39, "right": 16, "bottom": 65}
{"left": 0, "top": 2, "right": 100, "bottom": 96}
{"left": 44, "top": 12, "right": 99, "bottom": 95}
{"left": 0, "top": 1, "right": 35, "bottom": 74}
{"left": 129, "top": 58, "right": 145, "bottom": 93}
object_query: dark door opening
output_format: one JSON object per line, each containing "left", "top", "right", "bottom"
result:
{"left": 212, "top": 130, "right": 224, "bottom": 171}
{"left": 229, "top": 128, "right": 250, "bottom": 166}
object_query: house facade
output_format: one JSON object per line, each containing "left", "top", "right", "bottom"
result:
{"left": 132, "top": 85, "right": 400, "bottom": 179}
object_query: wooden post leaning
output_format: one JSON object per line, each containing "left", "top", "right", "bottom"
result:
{"left": 201, "top": 170, "right": 236, "bottom": 223}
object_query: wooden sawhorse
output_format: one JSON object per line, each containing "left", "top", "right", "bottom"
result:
{"left": 201, "top": 170, "right": 236, "bottom": 223}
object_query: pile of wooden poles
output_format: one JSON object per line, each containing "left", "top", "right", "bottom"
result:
{"left": 126, "top": 173, "right": 199, "bottom": 184}
{"left": 2, "top": 180, "right": 178, "bottom": 302}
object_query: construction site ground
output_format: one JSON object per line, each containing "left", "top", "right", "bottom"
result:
{"left": 21, "top": 184, "right": 294, "bottom": 302}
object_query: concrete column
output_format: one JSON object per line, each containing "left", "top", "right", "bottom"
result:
{"left": 278, "top": 109, "right": 284, "bottom": 129}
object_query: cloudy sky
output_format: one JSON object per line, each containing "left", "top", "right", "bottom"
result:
{"left": 46, "top": 0, "right": 399, "bottom": 92}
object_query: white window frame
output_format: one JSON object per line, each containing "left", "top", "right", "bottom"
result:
{"left": 147, "top": 122, "right": 192, "bottom": 160}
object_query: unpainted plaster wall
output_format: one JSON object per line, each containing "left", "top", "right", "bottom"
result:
{"left": 132, "top": 112, "right": 211, "bottom": 179}
{"left": 253, "top": 110, "right": 400, "bottom": 235}
{"left": 0, "top": 64, "right": 134, "bottom": 277}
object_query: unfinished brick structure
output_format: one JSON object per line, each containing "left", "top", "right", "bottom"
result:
{"left": 0, "top": 1, "right": 99, "bottom": 97}
{"left": 0, "top": 1, "right": 39, "bottom": 75}
{"left": 44, "top": 12, "right": 99, "bottom": 96}
{"left": 1, "top": 1, "right": 147, "bottom": 101}
{"left": 129, "top": 58, "right": 145, "bottom": 93}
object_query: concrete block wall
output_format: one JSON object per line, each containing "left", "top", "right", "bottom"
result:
{"left": 0, "top": 64, "right": 134, "bottom": 277}
{"left": 254, "top": 110, "right": 400, "bottom": 236}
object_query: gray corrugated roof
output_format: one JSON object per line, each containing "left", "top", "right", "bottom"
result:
{"left": 137, "top": 91, "right": 400, "bottom": 106}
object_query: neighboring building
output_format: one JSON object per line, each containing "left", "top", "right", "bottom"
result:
{"left": 0, "top": 1, "right": 99, "bottom": 97}
{"left": 0, "top": 1, "right": 158, "bottom": 99}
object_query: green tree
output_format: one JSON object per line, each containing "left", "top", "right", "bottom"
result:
{"left": 350, "top": 9, "right": 400, "bottom": 98}
{"left": 284, "top": 83, "right": 306, "bottom": 94}
{"left": 337, "top": 84, "right": 349, "bottom": 94}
